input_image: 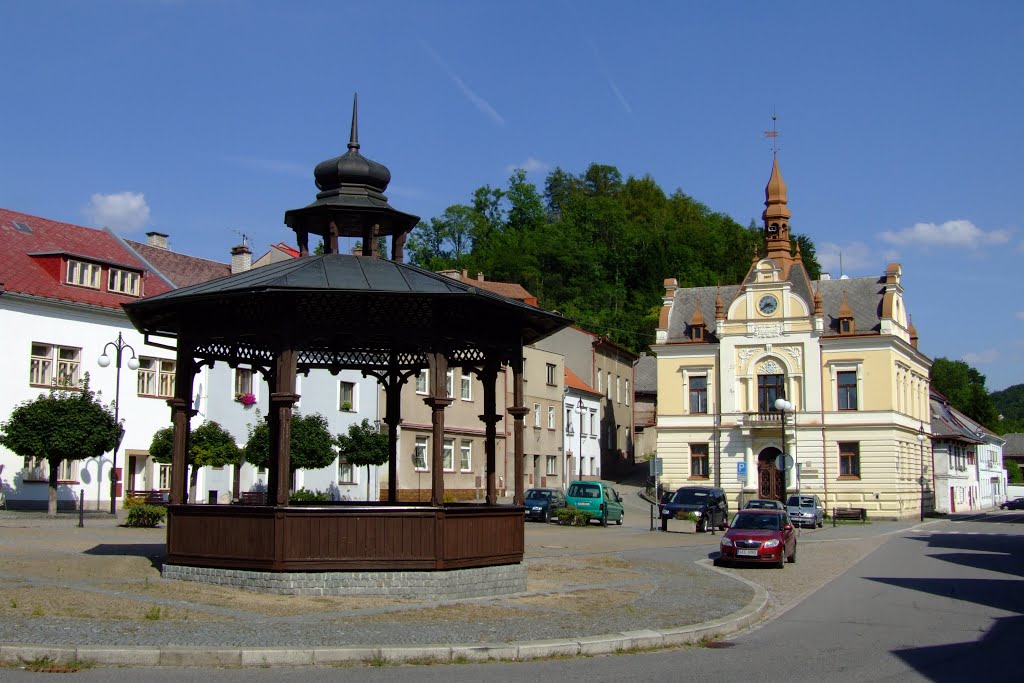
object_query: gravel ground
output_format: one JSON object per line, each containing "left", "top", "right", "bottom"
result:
{"left": 0, "top": 508, "right": 901, "bottom": 649}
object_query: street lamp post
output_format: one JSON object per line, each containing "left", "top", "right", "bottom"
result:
{"left": 577, "top": 398, "right": 585, "bottom": 481}
{"left": 774, "top": 397, "right": 793, "bottom": 502}
{"left": 97, "top": 332, "right": 139, "bottom": 515}
{"left": 565, "top": 417, "right": 574, "bottom": 490}
{"left": 917, "top": 424, "right": 926, "bottom": 522}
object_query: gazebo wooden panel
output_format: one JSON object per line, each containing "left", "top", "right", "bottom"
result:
{"left": 166, "top": 504, "right": 524, "bottom": 571}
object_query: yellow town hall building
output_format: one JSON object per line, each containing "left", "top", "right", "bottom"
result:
{"left": 651, "top": 155, "right": 932, "bottom": 519}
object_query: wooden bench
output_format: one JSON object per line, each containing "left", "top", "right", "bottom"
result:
{"left": 239, "top": 491, "right": 267, "bottom": 505}
{"left": 832, "top": 507, "right": 867, "bottom": 522}
{"left": 127, "top": 490, "right": 169, "bottom": 506}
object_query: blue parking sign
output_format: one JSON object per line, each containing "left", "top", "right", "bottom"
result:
{"left": 737, "top": 462, "right": 747, "bottom": 476}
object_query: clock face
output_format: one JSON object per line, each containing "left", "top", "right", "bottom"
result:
{"left": 758, "top": 294, "right": 778, "bottom": 315}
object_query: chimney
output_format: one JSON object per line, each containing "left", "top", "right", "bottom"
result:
{"left": 461, "top": 269, "right": 468, "bottom": 280}
{"left": 476, "top": 272, "right": 485, "bottom": 281}
{"left": 146, "top": 232, "right": 169, "bottom": 249}
{"left": 438, "top": 269, "right": 460, "bottom": 280}
{"left": 230, "top": 244, "right": 252, "bottom": 274}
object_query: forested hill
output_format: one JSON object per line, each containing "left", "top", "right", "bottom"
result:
{"left": 992, "top": 384, "right": 1024, "bottom": 424}
{"left": 406, "top": 164, "right": 821, "bottom": 354}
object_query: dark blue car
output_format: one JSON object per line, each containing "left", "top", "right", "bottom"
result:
{"left": 524, "top": 488, "right": 567, "bottom": 522}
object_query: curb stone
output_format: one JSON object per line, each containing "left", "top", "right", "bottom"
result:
{"left": 0, "top": 557, "right": 770, "bottom": 669}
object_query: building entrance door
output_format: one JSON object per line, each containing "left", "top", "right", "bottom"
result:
{"left": 758, "top": 448, "right": 785, "bottom": 502}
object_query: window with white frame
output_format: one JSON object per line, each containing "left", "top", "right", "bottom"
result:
{"left": 545, "top": 363, "right": 556, "bottom": 385}
{"left": 616, "top": 376, "right": 621, "bottom": 403}
{"left": 547, "top": 405, "right": 555, "bottom": 429}
{"left": 546, "top": 455, "right": 557, "bottom": 475}
{"left": 625, "top": 379, "right": 630, "bottom": 406}
{"left": 413, "top": 436, "right": 428, "bottom": 471}
{"left": 443, "top": 438, "right": 455, "bottom": 471}
{"left": 607, "top": 375, "right": 613, "bottom": 399}
{"left": 460, "top": 371, "right": 472, "bottom": 400}
{"left": 689, "top": 375, "right": 708, "bottom": 414}
{"left": 837, "top": 370, "right": 858, "bottom": 411}
{"left": 23, "top": 456, "right": 77, "bottom": 482}
{"left": 589, "top": 409, "right": 597, "bottom": 436}
{"left": 158, "top": 464, "right": 172, "bottom": 490}
{"left": 108, "top": 268, "right": 141, "bottom": 296}
{"left": 338, "top": 456, "right": 355, "bottom": 483}
{"left": 339, "top": 381, "right": 356, "bottom": 411}
{"left": 415, "top": 371, "right": 428, "bottom": 394}
{"left": 30, "top": 343, "right": 81, "bottom": 387}
{"left": 580, "top": 406, "right": 588, "bottom": 436}
{"left": 137, "top": 357, "right": 175, "bottom": 398}
{"left": 566, "top": 407, "right": 573, "bottom": 432}
{"left": 66, "top": 259, "right": 101, "bottom": 289}
{"left": 533, "top": 403, "right": 541, "bottom": 427}
{"left": 460, "top": 440, "right": 472, "bottom": 471}
{"left": 234, "top": 367, "right": 253, "bottom": 398}
{"left": 445, "top": 369, "right": 454, "bottom": 398}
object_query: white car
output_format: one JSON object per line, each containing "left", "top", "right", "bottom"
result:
{"left": 786, "top": 494, "right": 824, "bottom": 528}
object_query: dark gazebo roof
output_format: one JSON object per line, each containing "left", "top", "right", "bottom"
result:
{"left": 123, "top": 253, "right": 571, "bottom": 371}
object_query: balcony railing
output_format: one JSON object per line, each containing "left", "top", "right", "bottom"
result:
{"left": 740, "top": 412, "right": 785, "bottom": 427}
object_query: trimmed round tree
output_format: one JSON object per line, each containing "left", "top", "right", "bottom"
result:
{"left": 244, "top": 412, "right": 336, "bottom": 492}
{"left": 0, "top": 374, "right": 121, "bottom": 517}
{"left": 149, "top": 420, "right": 241, "bottom": 503}
{"left": 335, "top": 419, "right": 389, "bottom": 501}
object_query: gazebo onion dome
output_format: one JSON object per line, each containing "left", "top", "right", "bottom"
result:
{"left": 284, "top": 93, "right": 420, "bottom": 260}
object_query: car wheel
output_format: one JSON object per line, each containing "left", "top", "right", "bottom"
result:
{"left": 543, "top": 509, "right": 551, "bottom": 523}
{"left": 660, "top": 518, "right": 668, "bottom": 532}
{"left": 776, "top": 551, "right": 786, "bottom": 568}
{"left": 816, "top": 518, "right": 823, "bottom": 528}
{"left": 787, "top": 542, "right": 797, "bottom": 564}
{"left": 616, "top": 511, "right": 623, "bottom": 525}
{"left": 601, "top": 512, "right": 608, "bottom": 527}
{"left": 697, "top": 518, "right": 706, "bottom": 533}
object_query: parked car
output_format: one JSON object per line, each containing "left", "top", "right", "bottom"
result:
{"left": 786, "top": 494, "right": 825, "bottom": 528}
{"left": 523, "top": 488, "right": 567, "bottom": 522}
{"left": 565, "top": 480, "right": 624, "bottom": 526}
{"left": 659, "top": 486, "right": 729, "bottom": 533}
{"left": 718, "top": 510, "right": 797, "bottom": 568}
{"left": 1000, "top": 497, "right": 1024, "bottom": 510}
{"left": 744, "top": 499, "right": 784, "bottom": 511}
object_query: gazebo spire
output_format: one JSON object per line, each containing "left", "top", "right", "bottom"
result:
{"left": 348, "top": 93, "right": 360, "bottom": 151}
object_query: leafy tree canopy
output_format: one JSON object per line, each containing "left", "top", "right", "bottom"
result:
{"left": 149, "top": 421, "right": 241, "bottom": 468}
{"left": 930, "top": 358, "right": 999, "bottom": 429}
{"left": 335, "top": 419, "right": 389, "bottom": 468}
{"left": 244, "top": 412, "right": 335, "bottom": 473}
{"left": 405, "top": 163, "right": 821, "bottom": 353}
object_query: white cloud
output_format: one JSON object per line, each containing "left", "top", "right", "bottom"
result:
{"left": 879, "top": 219, "right": 1012, "bottom": 248}
{"left": 84, "top": 192, "right": 151, "bottom": 232}
{"left": 506, "top": 157, "right": 550, "bottom": 174}
{"left": 962, "top": 349, "right": 998, "bottom": 364}
{"left": 421, "top": 42, "right": 505, "bottom": 127}
{"left": 817, "top": 241, "right": 875, "bottom": 276}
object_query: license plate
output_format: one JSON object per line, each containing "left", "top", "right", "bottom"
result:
{"left": 532, "top": 507, "right": 542, "bottom": 512}
{"left": 578, "top": 502, "right": 590, "bottom": 507}
{"left": 737, "top": 549, "right": 759, "bottom": 557}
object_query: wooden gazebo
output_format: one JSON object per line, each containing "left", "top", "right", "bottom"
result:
{"left": 122, "top": 98, "right": 570, "bottom": 577}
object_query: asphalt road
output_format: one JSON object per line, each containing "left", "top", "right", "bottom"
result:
{"left": 6, "top": 509, "right": 1020, "bottom": 681}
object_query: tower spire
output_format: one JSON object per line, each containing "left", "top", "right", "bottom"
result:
{"left": 761, "top": 114, "right": 794, "bottom": 276}
{"left": 348, "top": 93, "right": 360, "bottom": 151}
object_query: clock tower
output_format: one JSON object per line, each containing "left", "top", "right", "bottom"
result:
{"left": 763, "top": 153, "right": 795, "bottom": 278}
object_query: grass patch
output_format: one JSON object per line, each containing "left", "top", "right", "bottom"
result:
{"left": 144, "top": 605, "right": 162, "bottom": 620}
{"left": 31, "top": 605, "right": 43, "bottom": 617}
{"left": 20, "top": 656, "right": 94, "bottom": 673}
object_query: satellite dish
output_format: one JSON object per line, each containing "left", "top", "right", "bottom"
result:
{"left": 775, "top": 453, "right": 794, "bottom": 471}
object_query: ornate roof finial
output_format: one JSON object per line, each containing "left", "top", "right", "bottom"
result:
{"left": 813, "top": 282, "right": 823, "bottom": 316}
{"left": 715, "top": 286, "right": 724, "bottom": 320}
{"left": 348, "top": 93, "right": 360, "bottom": 151}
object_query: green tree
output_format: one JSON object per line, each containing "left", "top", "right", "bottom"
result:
{"left": 335, "top": 419, "right": 389, "bottom": 501}
{"left": 243, "top": 412, "right": 336, "bottom": 482}
{"left": 149, "top": 420, "right": 241, "bottom": 503}
{"left": 930, "top": 358, "right": 1000, "bottom": 429}
{"left": 0, "top": 374, "right": 121, "bottom": 517}
{"left": 1006, "top": 459, "right": 1023, "bottom": 484}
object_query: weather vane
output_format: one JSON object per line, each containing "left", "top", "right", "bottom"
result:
{"left": 763, "top": 110, "right": 779, "bottom": 154}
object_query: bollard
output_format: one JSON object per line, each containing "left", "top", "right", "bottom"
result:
{"left": 78, "top": 489, "right": 85, "bottom": 527}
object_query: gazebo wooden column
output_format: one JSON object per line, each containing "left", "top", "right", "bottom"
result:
{"left": 425, "top": 352, "right": 452, "bottom": 507}
{"left": 508, "top": 355, "right": 528, "bottom": 507}
{"left": 168, "top": 340, "right": 196, "bottom": 505}
{"left": 475, "top": 359, "right": 502, "bottom": 505}
{"left": 269, "top": 348, "right": 299, "bottom": 507}
{"left": 381, "top": 359, "right": 407, "bottom": 503}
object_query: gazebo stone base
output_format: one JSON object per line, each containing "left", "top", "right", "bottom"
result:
{"left": 161, "top": 562, "right": 527, "bottom": 600}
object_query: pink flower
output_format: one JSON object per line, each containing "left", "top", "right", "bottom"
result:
{"left": 236, "top": 392, "right": 256, "bottom": 407}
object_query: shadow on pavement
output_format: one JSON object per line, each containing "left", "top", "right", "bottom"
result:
{"left": 84, "top": 543, "right": 165, "bottom": 570}
{"left": 904, "top": 531, "right": 1024, "bottom": 578}
{"left": 891, "top": 615, "right": 1024, "bottom": 680}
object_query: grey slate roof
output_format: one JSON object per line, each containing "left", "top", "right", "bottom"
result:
{"left": 817, "top": 275, "right": 884, "bottom": 336}
{"left": 634, "top": 354, "right": 657, "bottom": 393}
{"left": 666, "top": 284, "right": 740, "bottom": 342}
{"left": 1003, "top": 433, "right": 1024, "bottom": 457}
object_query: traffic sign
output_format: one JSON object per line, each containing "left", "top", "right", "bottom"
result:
{"left": 649, "top": 457, "right": 663, "bottom": 476}
{"left": 775, "top": 453, "right": 794, "bottom": 471}
{"left": 737, "top": 462, "right": 747, "bottom": 476}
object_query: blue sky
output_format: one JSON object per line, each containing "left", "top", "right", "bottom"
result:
{"left": 2, "top": 1, "right": 1022, "bottom": 390}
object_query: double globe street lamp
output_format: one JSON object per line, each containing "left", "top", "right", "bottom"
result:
{"left": 97, "top": 332, "right": 139, "bottom": 515}
{"left": 917, "top": 424, "right": 927, "bottom": 522}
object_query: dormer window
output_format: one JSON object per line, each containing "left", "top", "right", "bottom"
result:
{"left": 108, "top": 268, "right": 141, "bottom": 296}
{"left": 691, "top": 324, "right": 704, "bottom": 341}
{"left": 840, "top": 318, "right": 854, "bottom": 334}
{"left": 66, "top": 259, "right": 101, "bottom": 289}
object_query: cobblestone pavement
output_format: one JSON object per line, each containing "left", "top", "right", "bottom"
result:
{"left": 0, "top": 502, "right": 924, "bottom": 652}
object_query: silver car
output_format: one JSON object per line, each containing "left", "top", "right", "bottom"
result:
{"left": 786, "top": 494, "right": 824, "bottom": 528}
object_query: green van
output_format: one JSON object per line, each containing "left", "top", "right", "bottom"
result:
{"left": 565, "top": 480, "right": 624, "bottom": 526}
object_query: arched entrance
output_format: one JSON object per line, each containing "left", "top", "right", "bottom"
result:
{"left": 758, "top": 447, "right": 785, "bottom": 502}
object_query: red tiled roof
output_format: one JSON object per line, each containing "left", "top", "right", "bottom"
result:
{"left": 125, "top": 239, "right": 231, "bottom": 288}
{"left": 565, "top": 367, "right": 601, "bottom": 397}
{"left": 0, "top": 208, "right": 173, "bottom": 309}
{"left": 440, "top": 271, "right": 538, "bottom": 306}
